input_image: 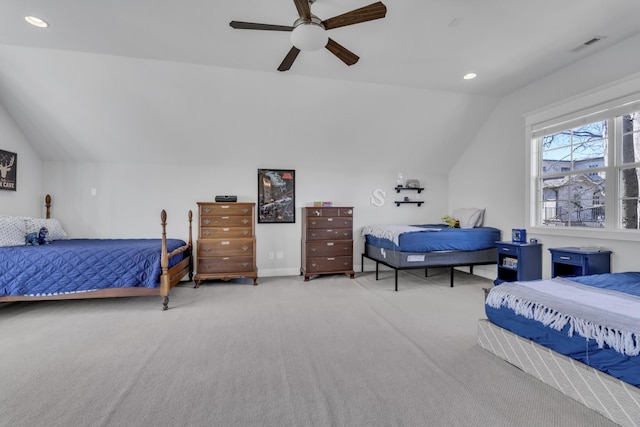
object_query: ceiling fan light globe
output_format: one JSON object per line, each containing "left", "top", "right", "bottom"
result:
{"left": 290, "top": 22, "right": 328, "bottom": 51}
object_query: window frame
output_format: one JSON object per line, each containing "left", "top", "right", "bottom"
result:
{"left": 525, "top": 82, "right": 640, "bottom": 243}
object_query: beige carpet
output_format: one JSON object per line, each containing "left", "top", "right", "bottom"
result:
{"left": 0, "top": 269, "right": 618, "bottom": 426}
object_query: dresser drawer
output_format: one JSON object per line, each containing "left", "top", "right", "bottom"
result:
{"left": 198, "top": 239, "right": 254, "bottom": 257}
{"left": 306, "top": 228, "right": 353, "bottom": 240}
{"left": 305, "top": 256, "right": 353, "bottom": 273}
{"left": 197, "top": 257, "right": 255, "bottom": 273}
{"left": 306, "top": 217, "right": 352, "bottom": 229}
{"left": 306, "top": 241, "right": 353, "bottom": 257}
{"left": 200, "top": 215, "right": 252, "bottom": 228}
{"left": 199, "top": 204, "right": 253, "bottom": 216}
{"left": 306, "top": 208, "right": 353, "bottom": 217}
{"left": 200, "top": 227, "right": 252, "bottom": 238}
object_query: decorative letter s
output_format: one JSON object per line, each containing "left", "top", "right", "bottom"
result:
{"left": 371, "top": 189, "right": 386, "bottom": 207}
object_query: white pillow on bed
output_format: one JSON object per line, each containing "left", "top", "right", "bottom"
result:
{"left": 26, "top": 218, "right": 68, "bottom": 241}
{"left": 452, "top": 208, "right": 485, "bottom": 229}
{"left": 0, "top": 216, "right": 27, "bottom": 247}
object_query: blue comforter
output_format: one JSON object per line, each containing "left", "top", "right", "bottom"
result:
{"left": 0, "top": 239, "right": 187, "bottom": 297}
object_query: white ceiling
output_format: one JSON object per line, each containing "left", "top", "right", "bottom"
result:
{"left": 2, "top": 0, "right": 640, "bottom": 96}
{"left": 1, "top": 1, "right": 640, "bottom": 169}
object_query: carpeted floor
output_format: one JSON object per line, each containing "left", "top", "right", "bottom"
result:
{"left": 0, "top": 269, "right": 618, "bottom": 426}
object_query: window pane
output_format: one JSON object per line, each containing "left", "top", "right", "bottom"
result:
{"left": 540, "top": 174, "right": 605, "bottom": 227}
{"left": 542, "top": 148, "right": 572, "bottom": 175}
{"left": 573, "top": 139, "right": 606, "bottom": 171}
{"left": 620, "top": 112, "right": 640, "bottom": 165}
{"left": 571, "top": 122, "right": 606, "bottom": 144}
{"left": 619, "top": 167, "right": 639, "bottom": 229}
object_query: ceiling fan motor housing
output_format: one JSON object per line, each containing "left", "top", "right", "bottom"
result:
{"left": 291, "top": 16, "right": 327, "bottom": 51}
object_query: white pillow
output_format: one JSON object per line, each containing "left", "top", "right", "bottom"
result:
{"left": 0, "top": 216, "right": 27, "bottom": 247}
{"left": 452, "top": 208, "right": 485, "bottom": 229}
{"left": 26, "top": 217, "right": 68, "bottom": 241}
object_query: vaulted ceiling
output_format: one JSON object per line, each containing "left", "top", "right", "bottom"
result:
{"left": 1, "top": 0, "right": 640, "bottom": 167}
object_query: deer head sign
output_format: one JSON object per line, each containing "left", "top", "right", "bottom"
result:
{"left": 0, "top": 150, "right": 17, "bottom": 191}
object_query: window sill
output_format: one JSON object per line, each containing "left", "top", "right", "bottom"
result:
{"left": 529, "top": 226, "right": 640, "bottom": 243}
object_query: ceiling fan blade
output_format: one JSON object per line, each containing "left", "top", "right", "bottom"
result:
{"left": 293, "top": 0, "right": 312, "bottom": 20}
{"left": 325, "top": 38, "right": 359, "bottom": 66}
{"left": 230, "top": 21, "right": 294, "bottom": 31}
{"left": 278, "top": 47, "right": 301, "bottom": 71}
{"left": 322, "top": 1, "right": 387, "bottom": 30}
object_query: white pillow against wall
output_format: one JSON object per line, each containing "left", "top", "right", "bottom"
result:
{"left": 452, "top": 208, "right": 485, "bottom": 229}
{"left": 0, "top": 216, "right": 27, "bottom": 247}
{"left": 26, "top": 218, "right": 68, "bottom": 241}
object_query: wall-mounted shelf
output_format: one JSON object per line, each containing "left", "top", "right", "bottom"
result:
{"left": 395, "top": 186, "right": 424, "bottom": 194}
{"left": 394, "top": 201, "right": 424, "bottom": 207}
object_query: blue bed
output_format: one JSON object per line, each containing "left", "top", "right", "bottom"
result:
{"left": 485, "top": 272, "right": 640, "bottom": 388}
{"left": 361, "top": 224, "right": 501, "bottom": 290}
{"left": 0, "top": 196, "right": 193, "bottom": 310}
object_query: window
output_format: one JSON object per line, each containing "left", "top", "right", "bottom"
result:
{"left": 531, "top": 101, "right": 640, "bottom": 230}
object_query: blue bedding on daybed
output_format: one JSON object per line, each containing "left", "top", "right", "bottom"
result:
{"left": 0, "top": 239, "right": 187, "bottom": 297}
{"left": 485, "top": 272, "right": 640, "bottom": 387}
{"left": 364, "top": 224, "right": 501, "bottom": 252}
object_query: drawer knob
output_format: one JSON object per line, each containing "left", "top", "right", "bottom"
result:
{"left": 242, "top": 262, "right": 249, "bottom": 267}
{"left": 242, "top": 208, "right": 249, "bottom": 213}
{"left": 203, "top": 247, "right": 211, "bottom": 252}
{"left": 203, "top": 208, "right": 211, "bottom": 214}
{"left": 203, "top": 231, "right": 211, "bottom": 236}
{"left": 327, "top": 242, "right": 334, "bottom": 246}
{"left": 242, "top": 219, "right": 249, "bottom": 224}
{"left": 203, "top": 219, "right": 211, "bottom": 225}
{"left": 243, "top": 230, "right": 249, "bottom": 235}
{"left": 241, "top": 245, "right": 249, "bottom": 251}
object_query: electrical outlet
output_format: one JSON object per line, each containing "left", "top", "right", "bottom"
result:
{"left": 268, "top": 252, "right": 274, "bottom": 259}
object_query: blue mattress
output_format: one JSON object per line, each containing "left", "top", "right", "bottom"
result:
{"left": 0, "top": 239, "right": 187, "bottom": 297}
{"left": 485, "top": 272, "right": 640, "bottom": 388}
{"left": 365, "top": 224, "right": 501, "bottom": 252}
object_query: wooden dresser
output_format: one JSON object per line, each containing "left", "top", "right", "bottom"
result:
{"left": 301, "top": 206, "right": 355, "bottom": 281}
{"left": 194, "top": 202, "right": 257, "bottom": 286}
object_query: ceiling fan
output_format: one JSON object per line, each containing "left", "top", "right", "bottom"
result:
{"left": 229, "top": 0, "right": 387, "bottom": 71}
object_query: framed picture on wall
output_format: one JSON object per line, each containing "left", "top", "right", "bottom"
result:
{"left": 0, "top": 149, "right": 17, "bottom": 191}
{"left": 257, "top": 169, "right": 295, "bottom": 224}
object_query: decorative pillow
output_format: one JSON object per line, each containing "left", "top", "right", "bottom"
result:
{"left": 452, "top": 208, "right": 485, "bottom": 229}
{"left": 0, "top": 216, "right": 27, "bottom": 247}
{"left": 25, "top": 218, "right": 68, "bottom": 241}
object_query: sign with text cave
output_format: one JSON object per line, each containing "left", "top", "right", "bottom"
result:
{"left": 0, "top": 150, "right": 17, "bottom": 191}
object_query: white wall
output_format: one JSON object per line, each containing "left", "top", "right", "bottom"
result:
{"left": 450, "top": 33, "right": 640, "bottom": 279}
{"left": 35, "top": 62, "right": 486, "bottom": 277}
{"left": 0, "top": 103, "right": 43, "bottom": 216}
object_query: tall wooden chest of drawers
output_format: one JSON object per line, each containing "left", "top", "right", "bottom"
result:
{"left": 301, "top": 206, "right": 355, "bottom": 281}
{"left": 194, "top": 202, "right": 258, "bottom": 286}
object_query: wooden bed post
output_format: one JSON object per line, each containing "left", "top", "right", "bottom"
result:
{"left": 160, "top": 209, "right": 170, "bottom": 310}
{"left": 45, "top": 194, "right": 52, "bottom": 219}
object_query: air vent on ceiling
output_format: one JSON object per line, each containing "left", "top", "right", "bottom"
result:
{"left": 570, "top": 36, "right": 605, "bottom": 53}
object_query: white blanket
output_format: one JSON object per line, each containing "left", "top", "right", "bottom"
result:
{"left": 486, "top": 277, "right": 640, "bottom": 356}
{"left": 362, "top": 225, "right": 440, "bottom": 246}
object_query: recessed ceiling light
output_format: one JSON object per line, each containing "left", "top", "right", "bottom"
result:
{"left": 25, "top": 16, "right": 48, "bottom": 28}
{"left": 463, "top": 73, "right": 477, "bottom": 80}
